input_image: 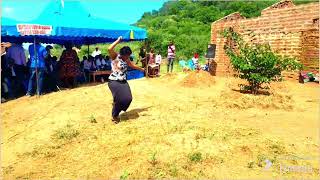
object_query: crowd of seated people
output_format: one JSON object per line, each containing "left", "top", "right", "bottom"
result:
{"left": 178, "top": 53, "right": 209, "bottom": 72}
{"left": 81, "top": 54, "right": 112, "bottom": 82}
{"left": 1, "top": 42, "right": 112, "bottom": 102}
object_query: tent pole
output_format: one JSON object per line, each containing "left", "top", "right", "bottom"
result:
{"left": 145, "top": 39, "right": 148, "bottom": 79}
{"left": 34, "top": 37, "right": 39, "bottom": 97}
{"left": 87, "top": 44, "right": 89, "bottom": 58}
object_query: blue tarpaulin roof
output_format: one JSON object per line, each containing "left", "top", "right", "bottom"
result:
{"left": 1, "top": 1, "right": 147, "bottom": 44}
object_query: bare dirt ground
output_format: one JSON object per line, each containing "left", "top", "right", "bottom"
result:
{"left": 1, "top": 71, "right": 319, "bottom": 179}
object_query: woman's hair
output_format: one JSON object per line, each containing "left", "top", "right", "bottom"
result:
{"left": 64, "top": 42, "right": 72, "bottom": 50}
{"left": 119, "top": 46, "right": 132, "bottom": 56}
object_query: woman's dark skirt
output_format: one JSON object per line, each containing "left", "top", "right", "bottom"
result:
{"left": 108, "top": 80, "right": 132, "bottom": 117}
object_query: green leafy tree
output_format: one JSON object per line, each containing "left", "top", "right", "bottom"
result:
{"left": 135, "top": 0, "right": 289, "bottom": 61}
{"left": 222, "top": 28, "right": 302, "bottom": 94}
{"left": 136, "top": 0, "right": 316, "bottom": 61}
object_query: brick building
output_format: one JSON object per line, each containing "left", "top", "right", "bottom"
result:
{"left": 210, "top": 0, "right": 319, "bottom": 78}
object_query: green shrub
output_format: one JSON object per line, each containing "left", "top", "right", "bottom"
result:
{"left": 188, "top": 152, "right": 202, "bottom": 163}
{"left": 89, "top": 115, "right": 97, "bottom": 123}
{"left": 52, "top": 124, "right": 80, "bottom": 140}
{"left": 120, "top": 170, "right": 129, "bottom": 180}
{"left": 222, "top": 28, "right": 302, "bottom": 94}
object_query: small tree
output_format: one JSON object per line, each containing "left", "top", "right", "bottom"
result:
{"left": 222, "top": 28, "right": 302, "bottom": 94}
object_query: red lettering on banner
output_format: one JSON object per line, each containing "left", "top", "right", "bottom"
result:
{"left": 16, "top": 24, "right": 52, "bottom": 35}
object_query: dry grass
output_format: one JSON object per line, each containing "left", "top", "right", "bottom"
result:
{"left": 1, "top": 72, "right": 319, "bottom": 179}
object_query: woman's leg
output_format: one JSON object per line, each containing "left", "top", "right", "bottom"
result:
{"left": 167, "top": 58, "right": 171, "bottom": 73}
{"left": 108, "top": 81, "right": 122, "bottom": 118}
{"left": 119, "top": 82, "right": 132, "bottom": 112}
{"left": 108, "top": 81, "right": 132, "bottom": 118}
{"left": 170, "top": 58, "right": 174, "bottom": 72}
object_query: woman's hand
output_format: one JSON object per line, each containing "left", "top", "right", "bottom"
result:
{"left": 117, "top": 36, "right": 122, "bottom": 42}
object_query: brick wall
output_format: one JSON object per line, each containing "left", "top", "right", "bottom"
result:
{"left": 210, "top": 0, "right": 319, "bottom": 78}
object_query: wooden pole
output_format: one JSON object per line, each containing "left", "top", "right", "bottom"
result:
{"left": 34, "top": 37, "right": 39, "bottom": 97}
{"left": 87, "top": 44, "right": 90, "bottom": 57}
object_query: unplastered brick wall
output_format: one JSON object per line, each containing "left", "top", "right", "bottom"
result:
{"left": 210, "top": 0, "right": 319, "bottom": 79}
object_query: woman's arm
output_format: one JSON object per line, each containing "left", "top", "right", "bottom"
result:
{"left": 126, "top": 59, "right": 145, "bottom": 72}
{"left": 108, "top": 36, "right": 122, "bottom": 60}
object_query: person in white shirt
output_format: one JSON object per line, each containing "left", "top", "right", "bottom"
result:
{"left": 155, "top": 52, "right": 162, "bottom": 65}
{"left": 91, "top": 47, "right": 101, "bottom": 58}
{"left": 155, "top": 52, "right": 162, "bottom": 75}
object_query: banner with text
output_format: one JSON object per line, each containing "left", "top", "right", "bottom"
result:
{"left": 16, "top": 24, "right": 52, "bottom": 36}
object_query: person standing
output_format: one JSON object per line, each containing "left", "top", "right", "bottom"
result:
{"left": 1, "top": 47, "right": 12, "bottom": 100}
{"left": 7, "top": 42, "right": 27, "bottom": 96}
{"left": 107, "top": 36, "right": 145, "bottom": 124}
{"left": 44, "top": 45, "right": 58, "bottom": 92}
{"left": 167, "top": 41, "right": 175, "bottom": 73}
{"left": 139, "top": 47, "right": 147, "bottom": 68}
{"left": 26, "top": 40, "right": 47, "bottom": 96}
{"left": 59, "top": 42, "right": 80, "bottom": 88}
{"left": 155, "top": 52, "right": 162, "bottom": 75}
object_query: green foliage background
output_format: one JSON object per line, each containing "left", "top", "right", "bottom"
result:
{"left": 136, "top": 0, "right": 316, "bottom": 60}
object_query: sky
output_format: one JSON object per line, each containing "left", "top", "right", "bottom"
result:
{"left": 2, "top": 0, "right": 167, "bottom": 24}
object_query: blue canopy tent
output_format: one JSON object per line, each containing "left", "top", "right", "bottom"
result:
{"left": 1, "top": 0, "right": 147, "bottom": 95}
{"left": 1, "top": 1, "right": 147, "bottom": 44}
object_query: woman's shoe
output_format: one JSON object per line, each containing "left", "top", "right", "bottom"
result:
{"left": 112, "top": 116, "right": 120, "bottom": 124}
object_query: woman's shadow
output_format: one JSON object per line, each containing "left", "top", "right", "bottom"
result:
{"left": 119, "top": 106, "right": 151, "bottom": 121}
